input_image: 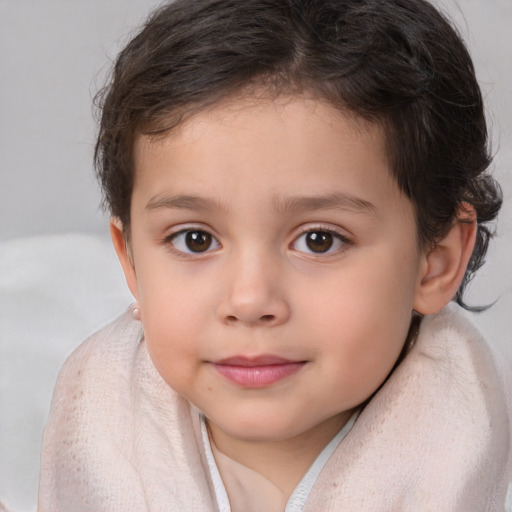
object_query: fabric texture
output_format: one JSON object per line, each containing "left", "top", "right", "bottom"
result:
{"left": 38, "top": 304, "right": 512, "bottom": 511}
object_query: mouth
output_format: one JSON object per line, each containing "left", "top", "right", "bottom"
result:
{"left": 212, "top": 355, "right": 306, "bottom": 388}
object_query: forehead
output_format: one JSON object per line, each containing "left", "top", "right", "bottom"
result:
{"left": 135, "top": 91, "right": 383, "bottom": 149}
{"left": 131, "top": 94, "right": 405, "bottom": 219}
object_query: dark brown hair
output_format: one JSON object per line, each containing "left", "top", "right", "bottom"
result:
{"left": 95, "top": 0, "right": 502, "bottom": 310}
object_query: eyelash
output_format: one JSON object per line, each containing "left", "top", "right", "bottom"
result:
{"left": 290, "top": 226, "right": 352, "bottom": 256}
{"left": 164, "top": 228, "right": 221, "bottom": 256}
{"left": 163, "top": 225, "right": 352, "bottom": 257}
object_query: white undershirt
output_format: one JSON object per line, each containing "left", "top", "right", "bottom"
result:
{"left": 200, "top": 412, "right": 359, "bottom": 512}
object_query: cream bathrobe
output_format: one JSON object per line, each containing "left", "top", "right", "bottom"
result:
{"left": 38, "top": 305, "right": 512, "bottom": 511}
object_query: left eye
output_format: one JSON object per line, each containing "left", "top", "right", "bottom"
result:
{"left": 169, "top": 229, "right": 220, "bottom": 254}
{"left": 292, "top": 230, "right": 347, "bottom": 254}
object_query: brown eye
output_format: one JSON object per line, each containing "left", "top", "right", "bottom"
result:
{"left": 305, "top": 231, "right": 334, "bottom": 253}
{"left": 170, "top": 229, "right": 220, "bottom": 254}
{"left": 185, "top": 231, "right": 212, "bottom": 252}
{"left": 292, "top": 229, "right": 347, "bottom": 255}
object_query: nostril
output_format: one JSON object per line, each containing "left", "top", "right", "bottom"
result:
{"left": 225, "top": 314, "right": 276, "bottom": 324}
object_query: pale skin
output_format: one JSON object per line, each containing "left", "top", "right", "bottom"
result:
{"left": 111, "top": 93, "right": 476, "bottom": 499}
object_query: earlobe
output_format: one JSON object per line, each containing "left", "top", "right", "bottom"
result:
{"left": 413, "top": 204, "right": 477, "bottom": 315}
{"left": 110, "top": 219, "right": 140, "bottom": 300}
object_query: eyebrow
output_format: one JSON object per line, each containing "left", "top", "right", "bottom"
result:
{"left": 145, "top": 192, "right": 377, "bottom": 216}
{"left": 272, "top": 192, "right": 377, "bottom": 216}
{"left": 145, "top": 194, "right": 228, "bottom": 213}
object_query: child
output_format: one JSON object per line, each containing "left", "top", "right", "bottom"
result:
{"left": 38, "top": 0, "right": 511, "bottom": 510}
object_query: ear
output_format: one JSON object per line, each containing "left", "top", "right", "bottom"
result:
{"left": 413, "top": 204, "right": 477, "bottom": 315}
{"left": 110, "top": 218, "right": 140, "bottom": 300}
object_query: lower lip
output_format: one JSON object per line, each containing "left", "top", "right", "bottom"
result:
{"left": 213, "top": 362, "right": 305, "bottom": 388}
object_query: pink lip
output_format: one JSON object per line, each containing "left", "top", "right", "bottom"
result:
{"left": 212, "top": 355, "right": 306, "bottom": 388}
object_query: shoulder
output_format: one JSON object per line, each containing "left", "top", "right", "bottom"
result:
{"left": 47, "top": 310, "right": 145, "bottom": 411}
{"left": 415, "top": 304, "right": 508, "bottom": 416}
{"left": 419, "top": 305, "right": 512, "bottom": 468}
{"left": 409, "top": 304, "right": 510, "bottom": 445}
{"left": 38, "top": 311, "right": 209, "bottom": 510}
{"left": 389, "top": 304, "right": 512, "bottom": 507}
{"left": 42, "top": 310, "right": 148, "bottom": 447}
{"left": 63, "top": 308, "right": 143, "bottom": 373}
{"left": 418, "top": 302, "right": 493, "bottom": 357}
{"left": 306, "top": 304, "right": 512, "bottom": 510}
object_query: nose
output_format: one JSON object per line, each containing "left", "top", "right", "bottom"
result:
{"left": 217, "top": 250, "right": 290, "bottom": 327}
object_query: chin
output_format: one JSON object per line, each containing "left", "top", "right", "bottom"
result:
{"left": 216, "top": 416, "right": 308, "bottom": 443}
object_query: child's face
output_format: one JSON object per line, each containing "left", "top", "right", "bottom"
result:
{"left": 121, "top": 94, "right": 427, "bottom": 445}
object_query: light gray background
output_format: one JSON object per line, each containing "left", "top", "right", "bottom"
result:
{"left": 1, "top": 0, "right": 511, "bottom": 510}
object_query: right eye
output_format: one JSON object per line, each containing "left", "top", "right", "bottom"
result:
{"left": 169, "top": 229, "right": 220, "bottom": 254}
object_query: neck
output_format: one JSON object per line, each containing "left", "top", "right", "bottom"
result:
{"left": 207, "top": 410, "right": 353, "bottom": 498}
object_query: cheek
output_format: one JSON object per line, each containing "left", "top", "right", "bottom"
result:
{"left": 323, "top": 309, "right": 407, "bottom": 370}
{"left": 140, "top": 283, "right": 209, "bottom": 384}
{"left": 320, "top": 308, "right": 409, "bottom": 404}
{"left": 303, "top": 256, "right": 416, "bottom": 328}
{"left": 300, "top": 258, "right": 416, "bottom": 390}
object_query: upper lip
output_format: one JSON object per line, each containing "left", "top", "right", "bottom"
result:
{"left": 214, "top": 355, "right": 302, "bottom": 367}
